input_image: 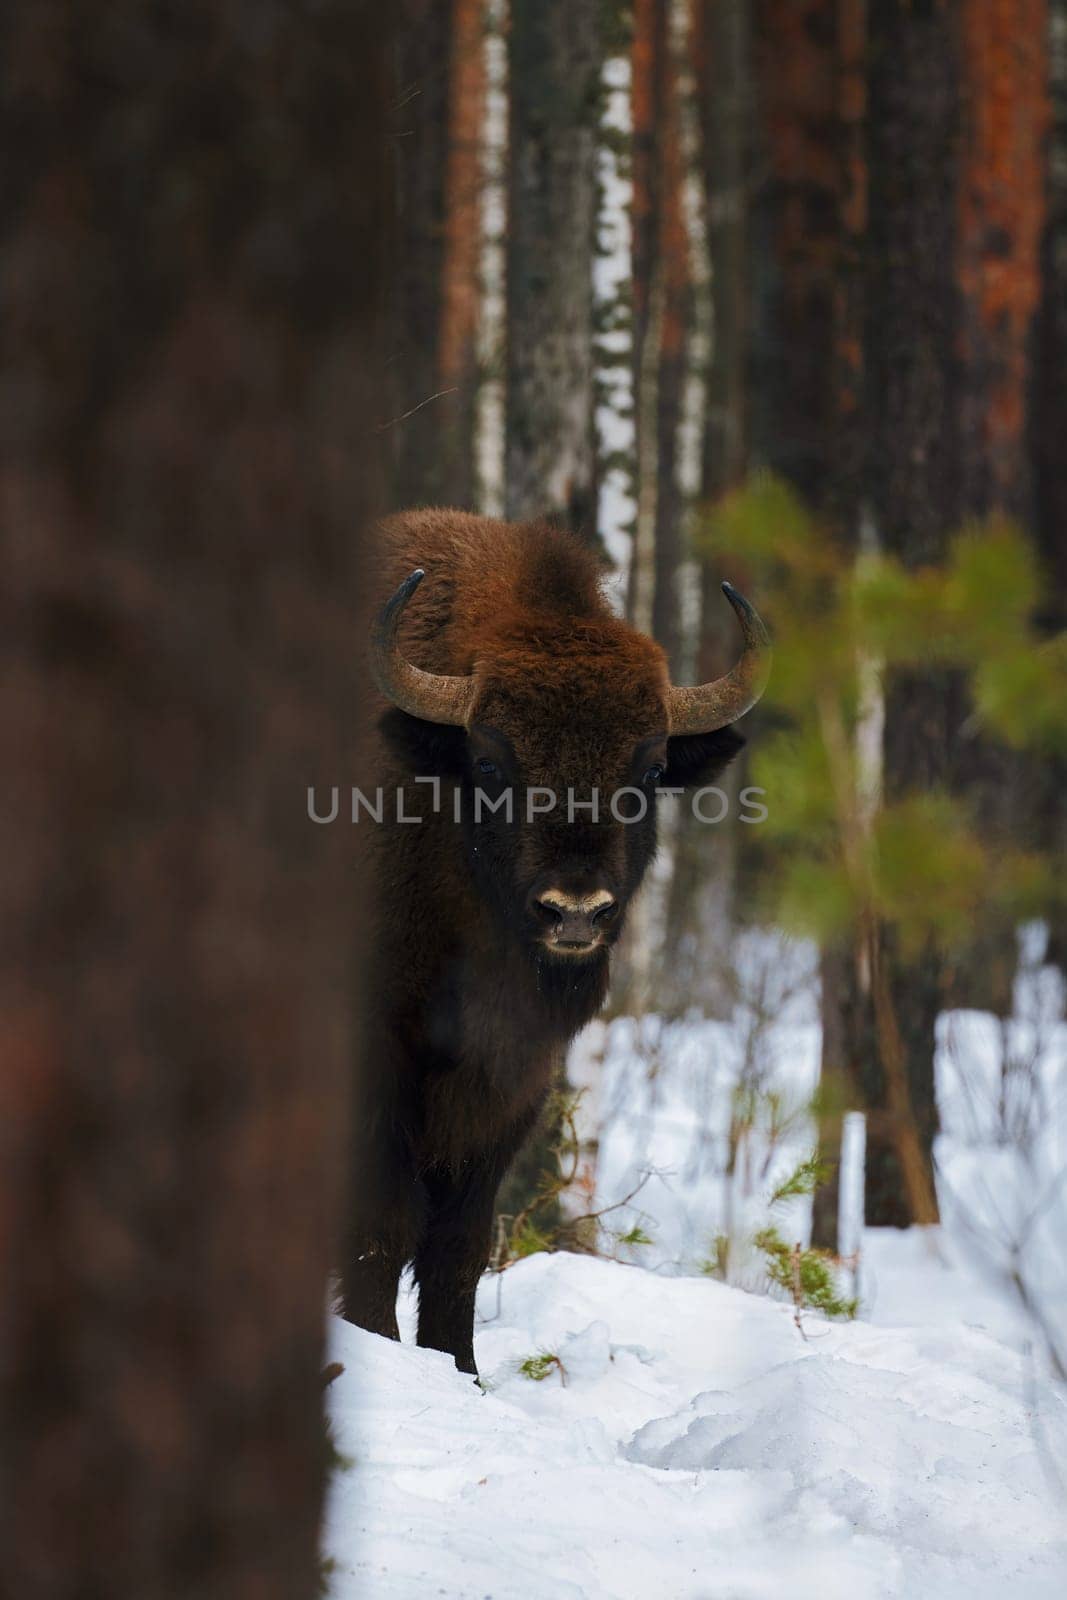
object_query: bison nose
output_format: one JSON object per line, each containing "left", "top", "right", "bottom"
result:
{"left": 533, "top": 888, "right": 618, "bottom": 947}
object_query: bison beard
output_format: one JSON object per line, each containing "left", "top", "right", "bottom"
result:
{"left": 342, "top": 510, "right": 768, "bottom": 1376}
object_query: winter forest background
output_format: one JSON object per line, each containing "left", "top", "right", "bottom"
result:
{"left": 2, "top": 3, "right": 1065, "bottom": 1598}
{"left": 383, "top": 0, "right": 1066, "bottom": 1323}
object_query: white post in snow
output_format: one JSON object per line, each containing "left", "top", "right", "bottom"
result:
{"left": 839, "top": 1110, "right": 866, "bottom": 1302}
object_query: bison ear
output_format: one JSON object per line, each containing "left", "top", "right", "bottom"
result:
{"left": 378, "top": 708, "right": 469, "bottom": 775}
{"left": 664, "top": 725, "right": 745, "bottom": 788}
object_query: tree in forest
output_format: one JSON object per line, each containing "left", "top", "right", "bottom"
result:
{"left": 747, "top": 0, "right": 876, "bottom": 1242}
{"left": 660, "top": 0, "right": 756, "bottom": 1017}
{"left": 611, "top": 0, "right": 698, "bottom": 1018}
{"left": 506, "top": 0, "right": 602, "bottom": 535}
{"left": 1036, "top": 0, "right": 1067, "bottom": 628}
{"left": 495, "top": 0, "right": 604, "bottom": 1227}
{"left": 739, "top": 0, "right": 1051, "bottom": 1241}
{"left": 751, "top": 0, "right": 842, "bottom": 503}
{"left": 706, "top": 477, "right": 1065, "bottom": 1242}
{"left": 1034, "top": 0, "right": 1067, "bottom": 973}
{"left": 627, "top": 0, "right": 688, "bottom": 639}
{"left": 390, "top": 0, "right": 486, "bottom": 509}
{"left": 0, "top": 5, "right": 390, "bottom": 1595}
{"left": 858, "top": 0, "right": 1049, "bottom": 1229}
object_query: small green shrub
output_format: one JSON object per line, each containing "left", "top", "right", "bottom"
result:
{"left": 517, "top": 1350, "right": 567, "bottom": 1384}
{"left": 616, "top": 1224, "right": 654, "bottom": 1249}
{"left": 754, "top": 1224, "right": 858, "bottom": 1320}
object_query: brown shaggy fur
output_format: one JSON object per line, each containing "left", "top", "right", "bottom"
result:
{"left": 344, "top": 511, "right": 744, "bottom": 1375}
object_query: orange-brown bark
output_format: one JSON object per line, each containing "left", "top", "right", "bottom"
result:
{"left": 0, "top": 4, "right": 389, "bottom": 1594}
{"left": 957, "top": 0, "right": 1049, "bottom": 513}
{"left": 440, "top": 0, "right": 486, "bottom": 390}
{"left": 755, "top": 0, "right": 840, "bottom": 500}
{"left": 834, "top": 0, "right": 866, "bottom": 430}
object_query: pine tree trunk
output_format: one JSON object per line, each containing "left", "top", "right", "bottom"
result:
{"left": 957, "top": 0, "right": 1048, "bottom": 523}
{"left": 440, "top": 0, "right": 488, "bottom": 506}
{"left": 506, "top": 0, "right": 601, "bottom": 535}
{"left": 392, "top": 0, "right": 452, "bottom": 502}
{"left": 864, "top": 0, "right": 963, "bottom": 1226}
{"left": 660, "top": 0, "right": 753, "bottom": 1020}
{"left": 1034, "top": 0, "right": 1067, "bottom": 974}
{"left": 392, "top": 0, "right": 484, "bottom": 508}
{"left": 0, "top": 6, "right": 390, "bottom": 1595}
{"left": 754, "top": 0, "right": 869, "bottom": 1243}
{"left": 753, "top": 0, "right": 840, "bottom": 502}
{"left": 812, "top": 1, "right": 1048, "bottom": 1240}
{"left": 1036, "top": 0, "right": 1067, "bottom": 627}
{"left": 497, "top": 0, "right": 603, "bottom": 1227}
{"left": 815, "top": 0, "right": 869, "bottom": 1248}
{"left": 948, "top": 0, "right": 1050, "bottom": 1015}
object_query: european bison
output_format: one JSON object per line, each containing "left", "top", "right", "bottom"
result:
{"left": 343, "top": 509, "right": 769, "bottom": 1375}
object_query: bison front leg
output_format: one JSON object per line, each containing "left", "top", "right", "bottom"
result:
{"left": 340, "top": 1130, "right": 422, "bottom": 1341}
{"left": 339, "top": 1237, "right": 410, "bottom": 1341}
{"left": 414, "top": 1161, "right": 503, "bottom": 1377}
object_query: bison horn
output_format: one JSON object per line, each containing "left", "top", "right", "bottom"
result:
{"left": 666, "top": 582, "right": 772, "bottom": 734}
{"left": 370, "top": 568, "right": 477, "bottom": 726}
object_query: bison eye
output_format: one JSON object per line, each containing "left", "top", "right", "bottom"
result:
{"left": 475, "top": 757, "right": 500, "bottom": 779}
{"left": 643, "top": 763, "right": 666, "bottom": 786}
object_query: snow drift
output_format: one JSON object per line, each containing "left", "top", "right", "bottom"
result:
{"left": 324, "top": 1251, "right": 1067, "bottom": 1600}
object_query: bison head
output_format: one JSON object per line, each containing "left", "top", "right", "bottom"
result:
{"left": 372, "top": 568, "right": 769, "bottom": 988}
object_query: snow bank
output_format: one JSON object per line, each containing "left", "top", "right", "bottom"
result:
{"left": 324, "top": 1252, "right": 1067, "bottom": 1600}
{"left": 324, "top": 930, "right": 1065, "bottom": 1595}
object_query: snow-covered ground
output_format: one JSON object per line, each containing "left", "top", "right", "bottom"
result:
{"left": 582, "top": 928, "right": 1067, "bottom": 1355}
{"left": 324, "top": 1251, "right": 1067, "bottom": 1599}
{"left": 324, "top": 930, "right": 1067, "bottom": 1598}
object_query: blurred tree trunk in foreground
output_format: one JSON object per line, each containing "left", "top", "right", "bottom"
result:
{"left": 391, "top": 0, "right": 485, "bottom": 509}
{"left": 0, "top": 5, "right": 390, "bottom": 1597}
{"left": 506, "top": 0, "right": 601, "bottom": 535}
